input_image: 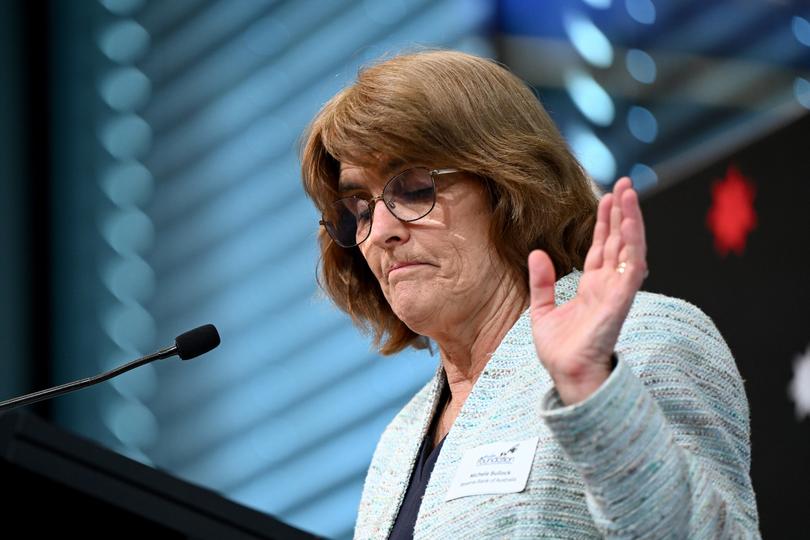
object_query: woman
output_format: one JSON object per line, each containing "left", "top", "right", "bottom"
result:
{"left": 301, "top": 50, "right": 759, "bottom": 539}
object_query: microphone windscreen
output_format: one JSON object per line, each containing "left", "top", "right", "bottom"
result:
{"left": 175, "top": 324, "right": 221, "bottom": 360}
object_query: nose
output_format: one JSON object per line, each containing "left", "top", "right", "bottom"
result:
{"left": 366, "top": 196, "right": 410, "bottom": 247}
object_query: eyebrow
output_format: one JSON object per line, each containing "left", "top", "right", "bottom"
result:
{"left": 337, "top": 158, "right": 406, "bottom": 193}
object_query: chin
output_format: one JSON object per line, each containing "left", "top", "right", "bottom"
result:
{"left": 388, "top": 290, "right": 441, "bottom": 334}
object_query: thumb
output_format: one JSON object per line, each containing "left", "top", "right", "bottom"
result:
{"left": 529, "top": 250, "right": 556, "bottom": 320}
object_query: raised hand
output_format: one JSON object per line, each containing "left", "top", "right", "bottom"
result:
{"left": 528, "top": 177, "right": 648, "bottom": 405}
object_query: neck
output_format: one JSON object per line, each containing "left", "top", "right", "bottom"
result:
{"left": 432, "top": 276, "right": 529, "bottom": 409}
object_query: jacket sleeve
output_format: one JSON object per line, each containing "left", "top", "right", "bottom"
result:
{"left": 538, "top": 296, "right": 760, "bottom": 538}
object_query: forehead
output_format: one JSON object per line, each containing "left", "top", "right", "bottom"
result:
{"left": 338, "top": 157, "right": 406, "bottom": 191}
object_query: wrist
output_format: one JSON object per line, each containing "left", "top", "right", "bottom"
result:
{"left": 552, "top": 354, "right": 616, "bottom": 405}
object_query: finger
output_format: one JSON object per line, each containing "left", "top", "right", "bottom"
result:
{"left": 528, "top": 249, "right": 556, "bottom": 319}
{"left": 584, "top": 193, "right": 612, "bottom": 271}
{"left": 611, "top": 178, "right": 632, "bottom": 233}
{"left": 617, "top": 187, "right": 648, "bottom": 280}
{"left": 621, "top": 185, "right": 646, "bottom": 257}
{"left": 603, "top": 178, "right": 629, "bottom": 264}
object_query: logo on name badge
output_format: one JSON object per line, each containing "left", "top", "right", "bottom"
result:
{"left": 475, "top": 444, "right": 520, "bottom": 466}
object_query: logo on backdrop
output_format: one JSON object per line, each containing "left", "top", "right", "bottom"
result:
{"left": 706, "top": 164, "right": 757, "bottom": 257}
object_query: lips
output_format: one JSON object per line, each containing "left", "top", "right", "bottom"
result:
{"left": 386, "top": 261, "right": 429, "bottom": 279}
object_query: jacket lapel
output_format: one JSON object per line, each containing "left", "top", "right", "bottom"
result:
{"left": 368, "top": 363, "right": 447, "bottom": 537}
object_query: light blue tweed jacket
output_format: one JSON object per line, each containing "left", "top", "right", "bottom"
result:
{"left": 354, "top": 271, "right": 760, "bottom": 539}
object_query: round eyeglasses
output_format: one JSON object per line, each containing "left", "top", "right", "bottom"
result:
{"left": 320, "top": 167, "right": 460, "bottom": 248}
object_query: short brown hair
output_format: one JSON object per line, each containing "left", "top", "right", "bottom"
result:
{"left": 300, "top": 50, "right": 597, "bottom": 354}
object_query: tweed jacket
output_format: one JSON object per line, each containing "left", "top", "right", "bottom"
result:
{"left": 354, "top": 271, "right": 760, "bottom": 539}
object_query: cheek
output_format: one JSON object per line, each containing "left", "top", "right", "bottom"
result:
{"left": 438, "top": 201, "right": 495, "bottom": 274}
{"left": 442, "top": 236, "right": 497, "bottom": 289}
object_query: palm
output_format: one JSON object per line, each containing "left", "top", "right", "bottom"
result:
{"left": 529, "top": 178, "right": 647, "bottom": 404}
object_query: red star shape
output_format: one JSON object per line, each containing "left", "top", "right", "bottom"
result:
{"left": 706, "top": 164, "right": 757, "bottom": 257}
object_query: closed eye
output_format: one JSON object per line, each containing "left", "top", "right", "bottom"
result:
{"left": 399, "top": 187, "right": 434, "bottom": 203}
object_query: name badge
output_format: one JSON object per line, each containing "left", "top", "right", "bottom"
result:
{"left": 444, "top": 436, "right": 539, "bottom": 501}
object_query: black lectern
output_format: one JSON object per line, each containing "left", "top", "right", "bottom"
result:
{"left": 0, "top": 410, "right": 321, "bottom": 539}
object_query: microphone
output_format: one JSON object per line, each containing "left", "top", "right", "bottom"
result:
{"left": 0, "top": 324, "right": 220, "bottom": 413}
{"left": 174, "top": 324, "right": 221, "bottom": 360}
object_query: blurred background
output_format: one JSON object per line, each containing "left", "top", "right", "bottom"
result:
{"left": 1, "top": 0, "right": 808, "bottom": 538}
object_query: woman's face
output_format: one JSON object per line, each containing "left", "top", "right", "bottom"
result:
{"left": 339, "top": 160, "right": 510, "bottom": 337}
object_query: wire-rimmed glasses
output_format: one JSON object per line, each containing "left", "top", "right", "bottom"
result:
{"left": 320, "top": 167, "right": 459, "bottom": 248}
